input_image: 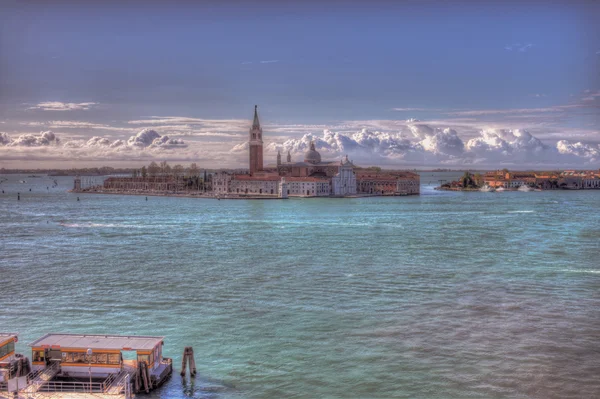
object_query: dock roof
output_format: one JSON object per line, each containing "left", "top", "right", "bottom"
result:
{"left": 29, "top": 333, "right": 164, "bottom": 351}
{"left": 0, "top": 333, "right": 18, "bottom": 344}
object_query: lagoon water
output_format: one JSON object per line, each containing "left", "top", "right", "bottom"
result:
{"left": 1, "top": 173, "right": 599, "bottom": 399}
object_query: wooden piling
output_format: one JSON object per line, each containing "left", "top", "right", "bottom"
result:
{"left": 180, "top": 347, "right": 196, "bottom": 377}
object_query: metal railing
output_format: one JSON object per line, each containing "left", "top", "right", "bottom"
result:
{"left": 26, "top": 361, "right": 61, "bottom": 392}
{"left": 36, "top": 380, "right": 105, "bottom": 393}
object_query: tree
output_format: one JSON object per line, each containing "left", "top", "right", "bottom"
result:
{"left": 141, "top": 166, "right": 147, "bottom": 178}
{"left": 160, "top": 161, "right": 170, "bottom": 176}
{"left": 473, "top": 172, "right": 483, "bottom": 187}
{"left": 172, "top": 164, "right": 184, "bottom": 177}
{"left": 148, "top": 162, "right": 159, "bottom": 177}
{"left": 188, "top": 163, "right": 199, "bottom": 177}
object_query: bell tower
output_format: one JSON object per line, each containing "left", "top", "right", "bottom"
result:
{"left": 249, "top": 105, "right": 263, "bottom": 175}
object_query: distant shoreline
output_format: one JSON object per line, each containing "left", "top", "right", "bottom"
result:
{"left": 71, "top": 189, "right": 415, "bottom": 200}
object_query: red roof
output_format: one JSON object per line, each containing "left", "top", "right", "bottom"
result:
{"left": 232, "top": 175, "right": 281, "bottom": 181}
{"left": 285, "top": 177, "right": 330, "bottom": 182}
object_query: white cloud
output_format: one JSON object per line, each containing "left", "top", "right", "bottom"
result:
{"left": 6, "top": 131, "right": 60, "bottom": 147}
{"left": 20, "top": 121, "right": 133, "bottom": 132}
{"left": 445, "top": 105, "right": 581, "bottom": 117}
{"left": 581, "top": 91, "right": 600, "bottom": 102}
{"left": 392, "top": 108, "right": 434, "bottom": 112}
{"left": 505, "top": 43, "right": 533, "bottom": 52}
{"left": 556, "top": 140, "right": 599, "bottom": 161}
{"left": 260, "top": 60, "right": 279, "bottom": 64}
{"left": 27, "top": 102, "right": 99, "bottom": 111}
{"left": 234, "top": 122, "right": 600, "bottom": 167}
{"left": 0, "top": 132, "right": 11, "bottom": 145}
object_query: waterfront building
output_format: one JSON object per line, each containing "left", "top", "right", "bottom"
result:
{"left": 355, "top": 170, "right": 420, "bottom": 195}
{"left": 218, "top": 105, "right": 419, "bottom": 197}
{"left": 484, "top": 171, "right": 536, "bottom": 189}
{"left": 332, "top": 156, "right": 357, "bottom": 196}
{"left": 278, "top": 177, "right": 289, "bottom": 198}
{"left": 103, "top": 176, "right": 187, "bottom": 192}
{"left": 17, "top": 333, "right": 173, "bottom": 398}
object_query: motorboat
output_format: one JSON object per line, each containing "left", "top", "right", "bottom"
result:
{"left": 518, "top": 184, "right": 533, "bottom": 192}
{"left": 479, "top": 185, "right": 495, "bottom": 192}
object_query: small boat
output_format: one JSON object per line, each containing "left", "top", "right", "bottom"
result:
{"left": 496, "top": 186, "right": 505, "bottom": 192}
{"left": 518, "top": 184, "right": 533, "bottom": 192}
{"left": 479, "top": 185, "right": 495, "bottom": 192}
{"left": 19, "top": 180, "right": 26, "bottom": 184}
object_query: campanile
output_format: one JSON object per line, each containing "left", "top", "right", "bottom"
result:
{"left": 249, "top": 105, "right": 263, "bottom": 175}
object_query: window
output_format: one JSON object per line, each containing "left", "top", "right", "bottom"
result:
{"left": 0, "top": 341, "right": 15, "bottom": 358}
{"left": 32, "top": 350, "right": 45, "bottom": 362}
{"left": 137, "top": 352, "right": 154, "bottom": 365}
{"left": 107, "top": 353, "right": 121, "bottom": 365}
{"left": 92, "top": 353, "right": 108, "bottom": 364}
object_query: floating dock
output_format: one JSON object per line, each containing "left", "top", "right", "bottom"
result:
{"left": 2, "top": 333, "right": 173, "bottom": 399}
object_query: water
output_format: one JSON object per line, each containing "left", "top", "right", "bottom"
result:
{"left": 1, "top": 173, "right": 599, "bottom": 399}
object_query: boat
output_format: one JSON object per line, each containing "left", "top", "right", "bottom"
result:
{"left": 479, "top": 185, "right": 495, "bottom": 192}
{"left": 25, "top": 333, "right": 173, "bottom": 398}
{"left": 518, "top": 184, "right": 533, "bottom": 192}
{"left": 19, "top": 180, "right": 26, "bottom": 184}
{"left": 496, "top": 186, "right": 505, "bottom": 192}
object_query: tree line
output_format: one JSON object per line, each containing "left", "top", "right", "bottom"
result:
{"left": 133, "top": 161, "right": 203, "bottom": 179}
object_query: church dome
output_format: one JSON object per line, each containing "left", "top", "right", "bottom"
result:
{"left": 304, "top": 141, "right": 321, "bottom": 164}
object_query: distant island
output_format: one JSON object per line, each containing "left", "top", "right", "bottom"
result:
{"left": 436, "top": 170, "right": 600, "bottom": 191}
{"left": 70, "top": 106, "right": 422, "bottom": 199}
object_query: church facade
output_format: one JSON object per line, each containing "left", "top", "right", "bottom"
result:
{"left": 211, "top": 106, "right": 420, "bottom": 197}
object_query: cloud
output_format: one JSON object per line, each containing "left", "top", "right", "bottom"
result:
{"left": 2, "top": 129, "right": 186, "bottom": 155}
{"left": 556, "top": 140, "right": 599, "bottom": 161}
{"left": 0, "top": 132, "right": 11, "bottom": 145}
{"left": 581, "top": 91, "right": 600, "bottom": 102}
{"left": 127, "top": 128, "right": 161, "bottom": 147}
{"left": 445, "top": 105, "right": 581, "bottom": 117}
{"left": 27, "top": 102, "right": 98, "bottom": 111}
{"left": 235, "top": 121, "right": 600, "bottom": 167}
{"left": 20, "top": 121, "right": 133, "bottom": 132}
{"left": 126, "top": 128, "right": 187, "bottom": 149}
{"left": 260, "top": 60, "right": 279, "bottom": 64}
{"left": 505, "top": 43, "right": 533, "bottom": 52}
{"left": 5, "top": 131, "right": 60, "bottom": 147}
{"left": 392, "top": 108, "right": 434, "bottom": 112}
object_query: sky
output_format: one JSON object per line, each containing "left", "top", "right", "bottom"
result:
{"left": 1, "top": 0, "right": 599, "bottom": 169}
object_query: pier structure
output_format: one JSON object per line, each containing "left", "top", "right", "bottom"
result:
{"left": 0, "top": 333, "right": 19, "bottom": 389}
{"left": 1, "top": 333, "right": 174, "bottom": 399}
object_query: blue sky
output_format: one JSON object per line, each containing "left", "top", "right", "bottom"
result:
{"left": 0, "top": 0, "right": 599, "bottom": 168}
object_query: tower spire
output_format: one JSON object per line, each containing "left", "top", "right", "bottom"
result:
{"left": 252, "top": 105, "right": 260, "bottom": 129}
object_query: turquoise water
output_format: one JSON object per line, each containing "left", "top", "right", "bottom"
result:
{"left": 1, "top": 173, "right": 599, "bottom": 399}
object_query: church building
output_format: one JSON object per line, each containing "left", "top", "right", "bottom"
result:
{"left": 211, "top": 106, "right": 419, "bottom": 197}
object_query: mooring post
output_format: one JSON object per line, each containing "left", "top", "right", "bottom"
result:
{"left": 181, "top": 347, "right": 196, "bottom": 377}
